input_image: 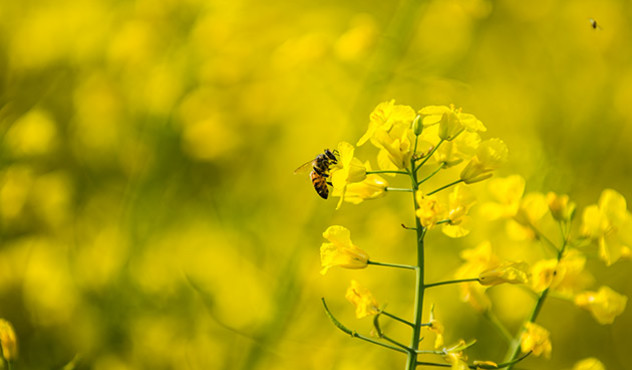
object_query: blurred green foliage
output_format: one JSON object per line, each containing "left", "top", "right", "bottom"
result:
{"left": 0, "top": 0, "right": 630, "bottom": 369}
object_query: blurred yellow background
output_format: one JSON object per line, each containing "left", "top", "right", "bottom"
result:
{"left": 0, "top": 0, "right": 630, "bottom": 369}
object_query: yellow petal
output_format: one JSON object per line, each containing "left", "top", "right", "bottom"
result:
{"left": 479, "top": 261, "right": 530, "bottom": 286}
{"left": 418, "top": 105, "right": 450, "bottom": 126}
{"left": 520, "top": 322, "right": 552, "bottom": 358}
{"left": 0, "top": 319, "right": 18, "bottom": 361}
{"left": 439, "top": 110, "right": 464, "bottom": 141}
{"left": 580, "top": 205, "right": 605, "bottom": 238}
{"left": 530, "top": 259, "right": 558, "bottom": 292}
{"left": 572, "top": 357, "right": 605, "bottom": 370}
{"left": 574, "top": 286, "right": 628, "bottom": 325}
{"left": 320, "top": 226, "right": 369, "bottom": 274}
{"left": 546, "top": 192, "right": 576, "bottom": 222}
{"left": 458, "top": 112, "right": 487, "bottom": 132}
{"left": 345, "top": 280, "right": 380, "bottom": 318}
{"left": 599, "top": 189, "right": 627, "bottom": 225}
{"left": 322, "top": 225, "right": 352, "bottom": 245}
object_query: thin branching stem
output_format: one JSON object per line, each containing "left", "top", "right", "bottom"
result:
{"left": 424, "top": 278, "right": 479, "bottom": 289}
{"left": 381, "top": 310, "right": 415, "bottom": 327}
{"left": 528, "top": 223, "right": 559, "bottom": 255}
{"left": 415, "top": 361, "right": 451, "bottom": 368}
{"left": 427, "top": 179, "right": 464, "bottom": 196}
{"left": 368, "top": 260, "right": 418, "bottom": 271}
{"left": 367, "top": 170, "right": 409, "bottom": 175}
{"left": 321, "top": 298, "right": 408, "bottom": 354}
{"left": 418, "top": 163, "right": 445, "bottom": 185}
{"left": 414, "top": 139, "right": 445, "bottom": 173}
{"left": 484, "top": 310, "right": 513, "bottom": 343}
{"left": 386, "top": 187, "right": 415, "bottom": 193}
{"left": 417, "top": 351, "right": 531, "bottom": 369}
{"left": 504, "top": 219, "right": 571, "bottom": 369}
{"left": 414, "top": 349, "right": 446, "bottom": 355}
{"left": 373, "top": 314, "right": 411, "bottom": 351}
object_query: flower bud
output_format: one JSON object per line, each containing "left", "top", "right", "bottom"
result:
{"left": 412, "top": 114, "right": 423, "bottom": 135}
{"left": 438, "top": 110, "right": 464, "bottom": 141}
{"left": 547, "top": 192, "right": 576, "bottom": 222}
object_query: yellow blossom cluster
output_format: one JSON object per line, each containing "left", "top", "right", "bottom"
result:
{"left": 315, "top": 101, "right": 629, "bottom": 370}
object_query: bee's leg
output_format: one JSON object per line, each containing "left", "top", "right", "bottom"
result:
{"left": 327, "top": 149, "right": 339, "bottom": 164}
{"left": 326, "top": 181, "right": 333, "bottom": 186}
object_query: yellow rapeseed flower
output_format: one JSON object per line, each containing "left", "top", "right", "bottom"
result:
{"left": 320, "top": 225, "right": 369, "bottom": 275}
{"left": 332, "top": 161, "right": 387, "bottom": 205}
{"left": 442, "top": 184, "right": 476, "bottom": 238}
{"left": 480, "top": 175, "right": 525, "bottom": 220}
{"left": 0, "top": 319, "right": 18, "bottom": 361}
{"left": 427, "top": 305, "right": 445, "bottom": 348}
{"left": 460, "top": 138, "right": 508, "bottom": 184}
{"left": 454, "top": 241, "right": 499, "bottom": 312}
{"left": 345, "top": 280, "right": 380, "bottom": 318}
{"left": 374, "top": 129, "right": 414, "bottom": 169}
{"left": 530, "top": 259, "right": 558, "bottom": 292}
{"left": 442, "top": 340, "right": 471, "bottom": 370}
{"left": 580, "top": 189, "right": 632, "bottom": 266}
{"left": 513, "top": 192, "right": 549, "bottom": 227}
{"left": 416, "top": 191, "right": 444, "bottom": 229}
{"left": 445, "top": 352, "right": 469, "bottom": 370}
{"left": 357, "top": 100, "right": 416, "bottom": 146}
{"left": 433, "top": 131, "right": 481, "bottom": 168}
{"left": 418, "top": 104, "right": 487, "bottom": 141}
{"left": 520, "top": 322, "right": 552, "bottom": 358}
{"left": 546, "top": 192, "right": 576, "bottom": 222}
{"left": 478, "top": 261, "right": 530, "bottom": 286}
{"left": 574, "top": 286, "right": 628, "bottom": 325}
{"left": 550, "top": 250, "right": 593, "bottom": 297}
{"left": 330, "top": 141, "right": 367, "bottom": 208}
{"left": 572, "top": 357, "right": 605, "bottom": 370}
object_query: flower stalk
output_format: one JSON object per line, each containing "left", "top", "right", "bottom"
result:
{"left": 405, "top": 154, "right": 426, "bottom": 370}
{"left": 503, "top": 223, "right": 570, "bottom": 368}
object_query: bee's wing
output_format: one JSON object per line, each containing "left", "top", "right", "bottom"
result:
{"left": 294, "top": 160, "right": 314, "bottom": 174}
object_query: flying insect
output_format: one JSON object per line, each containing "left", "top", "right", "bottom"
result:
{"left": 295, "top": 149, "right": 338, "bottom": 199}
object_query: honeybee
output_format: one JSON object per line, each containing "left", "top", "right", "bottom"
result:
{"left": 295, "top": 149, "right": 338, "bottom": 199}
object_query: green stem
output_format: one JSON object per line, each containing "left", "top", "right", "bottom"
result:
{"left": 424, "top": 278, "right": 479, "bottom": 289}
{"left": 405, "top": 157, "right": 426, "bottom": 370}
{"left": 484, "top": 310, "right": 513, "bottom": 343}
{"left": 414, "top": 349, "right": 445, "bottom": 355}
{"left": 419, "top": 163, "right": 445, "bottom": 184}
{"left": 368, "top": 260, "right": 418, "bottom": 271}
{"left": 367, "top": 170, "right": 409, "bottom": 175}
{"left": 381, "top": 310, "right": 415, "bottom": 327}
{"left": 321, "top": 298, "right": 407, "bottom": 354}
{"left": 528, "top": 223, "right": 559, "bottom": 255}
{"left": 415, "top": 362, "right": 451, "bottom": 368}
{"left": 373, "top": 314, "right": 411, "bottom": 351}
{"left": 386, "top": 187, "right": 414, "bottom": 193}
{"left": 504, "top": 222, "right": 570, "bottom": 369}
{"left": 414, "top": 139, "right": 444, "bottom": 173}
{"left": 416, "top": 352, "right": 531, "bottom": 369}
{"left": 427, "top": 179, "right": 464, "bottom": 196}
